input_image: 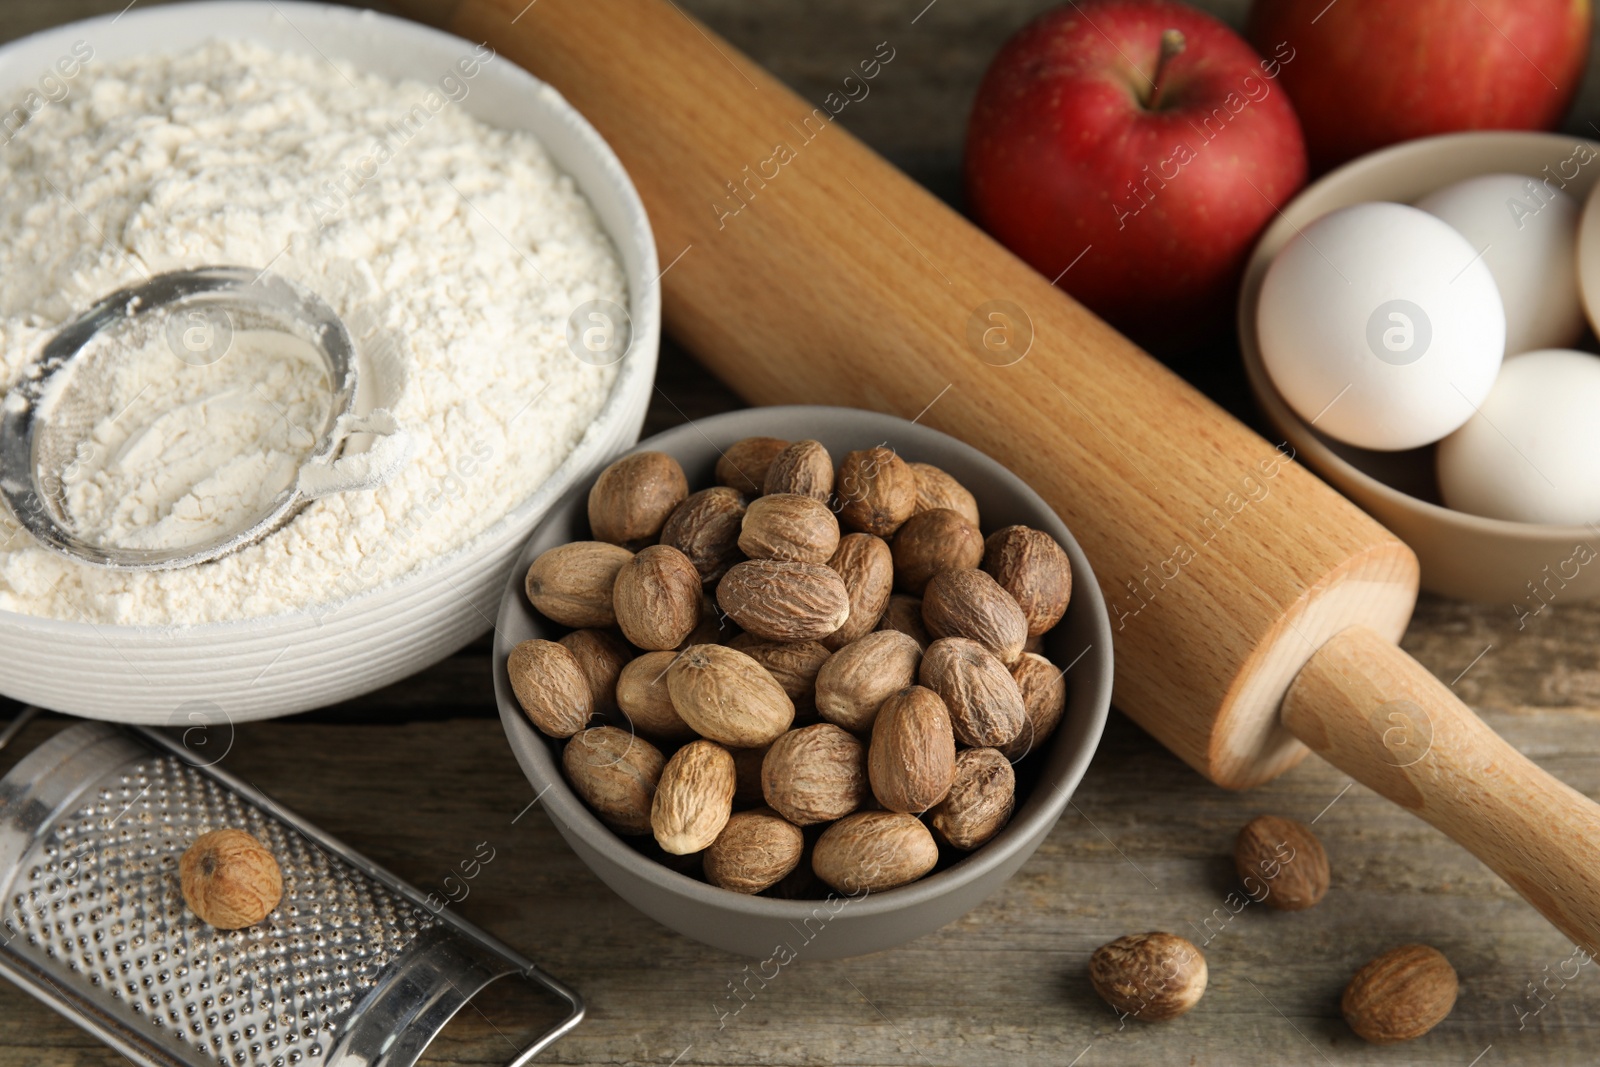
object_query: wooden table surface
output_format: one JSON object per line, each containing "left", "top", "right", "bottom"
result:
{"left": 5, "top": 1, "right": 1600, "bottom": 1064}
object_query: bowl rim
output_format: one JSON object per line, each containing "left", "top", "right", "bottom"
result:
{"left": 0, "top": 0, "right": 661, "bottom": 636}
{"left": 1238, "top": 129, "right": 1600, "bottom": 545}
{"left": 494, "top": 404, "right": 1115, "bottom": 920}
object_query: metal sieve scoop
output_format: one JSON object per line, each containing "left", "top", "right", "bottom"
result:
{"left": 0, "top": 267, "right": 408, "bottom": 571}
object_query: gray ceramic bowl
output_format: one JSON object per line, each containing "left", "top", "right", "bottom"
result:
{"left": 493, "top": 406, "right": 1112, "bottom": 959}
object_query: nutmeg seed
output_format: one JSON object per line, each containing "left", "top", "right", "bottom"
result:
{"left": 910, "top": 461, "right": 980, "bottom": 527}
{"left": 558, "top": 628, "right": 630, "bottom": 718}
{"left": 983, "top": 525, "right": 1073, "bottom": 636}
{"left": 876, "top": 593, "right": 930, "bottom": 650}
{"left": 563, "top": 726, "right": 666, "bottom": 835}
{"left": 762, "top": 723, "right": 870, "bottom": 825}
{"left": 1342, "top": 944, "right": 1458, "bottom": 1044}
{"left": 666, "top": 643, "right": 795, "bottom": 747}
{"left": 1234, "top": 814, "right": 1330, "bottom": 911}
{"left": 764, "top": 439, "right": 834, "bottom": 501}
{"left": 616, "top": 650, "right": 697, "bottom": 741}
{"left": 738, "top": 492, "right": 841, "bottom": 563}
{"left": 812, "top": 811, "right": 938, "bottom": 893}
{"left": 587, "top": 451, "right": 689, "bottom": 548}
{"left": 716, "top": 559, "right": 851, "bottom": 642}
{"left": 180, "top": 828, "right": 283, "bottom": 930}
{"left": 716, "top": 436, "right": 789, "bottom": 496}
{"left": 652, "top": 739, "right": 737, "bottom": 855}
{"left": 506, "top": 639, "right": 594, "bottom": 738}
{"left": 704, "top": 808, "right": 804, "bottom": 893}
{"left": 823, "top": 532, "right": 895, "bottom": 650}
{"left": 661, "top": 486, "right": 747, "bottom": 584}
{"left": 835, "top": 446, "right": 918, "bottom": 536}
{"left": 919, "top": 637, "right": 1025, "bottom": 748}
{"left": 612, "top": 544, "right": 703, "bottom": 650}
{"left": 868, "top": 686, "right": 956, "bottom": 814}
{"left": 1089, "top": 932, "right": 1208, "bottom": 1023}
{"left": 733, "top": 639, "right": 831, "bottom": 715}
{"left": 928, "top": 748, "right": 1014, "bottom": 849}
{"left": 891, "top": 508, "right": 985, "bottom": 595}
{"left": 525, "top": 541, "right": 633, "bottom": 628}
{"left": 922, "top": 568, "right": 1028, "bottom": 665}
{"left": 815, "top": 629, "right": 923, "bottom": 734}
{"left": 999, "top": 651, "right": 1068, "bottom": 760}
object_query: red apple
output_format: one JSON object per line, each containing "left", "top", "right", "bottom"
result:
{"left": 1250, "top": 0, "right": 1591, "bottom": 172}
{"left": 965, "top": 0, "right": 1307, "bottom": 348}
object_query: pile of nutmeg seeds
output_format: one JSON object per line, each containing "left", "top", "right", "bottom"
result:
{"left": 506, "top": 436, "right": 1076, "bottom": 897}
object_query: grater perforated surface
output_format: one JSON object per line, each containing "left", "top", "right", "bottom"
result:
{"left": 4, "top": 749, "right": 436, "bottom": 1067}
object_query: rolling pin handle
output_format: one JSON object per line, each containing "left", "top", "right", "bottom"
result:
{"left": 1283, "top": 626, "right": 1600, "bottom": 955}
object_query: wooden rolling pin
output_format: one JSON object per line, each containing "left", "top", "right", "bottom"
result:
{"left": 405, "top": 0, "right": 1600, "bottom": 951}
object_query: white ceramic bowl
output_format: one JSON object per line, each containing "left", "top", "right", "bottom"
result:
{"left": 0, "top": 2, "right": 659, "bottom": 722}
{"left": 1239, "top": 132, "right": 1600, "bottom": 604}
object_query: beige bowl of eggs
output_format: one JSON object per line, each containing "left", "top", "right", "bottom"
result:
{"left": 1239, "top": 131, "right": 1600, "bottom": 608}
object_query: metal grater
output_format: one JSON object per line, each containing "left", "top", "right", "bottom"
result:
{"left": 0, "top": 713, "right": 582, "bottom": 1067}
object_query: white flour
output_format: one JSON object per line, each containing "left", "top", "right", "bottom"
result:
{"left": 0, "top": 40, "right": 625, "bottom": 625}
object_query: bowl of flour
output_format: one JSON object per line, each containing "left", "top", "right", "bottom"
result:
{"left": 0, "top": 2, "right": 660, "bottom": 721}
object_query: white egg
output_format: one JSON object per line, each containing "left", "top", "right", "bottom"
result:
{"left": 1437, "top": 349, "right": 1600, "bottom": 525}
{"left": 1416, "top": 173, "right": 1584, "bottom": 356}
{"left": 1257, "top": 202, "right": 1505, "bottom": 451}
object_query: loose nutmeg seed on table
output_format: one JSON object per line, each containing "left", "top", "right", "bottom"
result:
{"left": 739, "top": 492, "right": 841, "bottom": 563}
{"left": 1342, "top": 944, "right": 1458, "bottom": 1044}
{"left": 822, "top": 532, "right": 895, "bottom": 649}
{"left": 563, "top": 726, "right": 666, "bottom": 835}
{"left": 507, "top": 638, "right": 595, "bottom": 738}
{"left": 1234, "top": 814, "right": 1330, "bottom": 911}
{"left": 922, "top": 568, "right": 1029, "bottom": 665}
{"left": 612, "top": 543, "right": 704, "bottom": 650}
{"left": 1089, "top": 932, "right": 1208, "bottom": 1023}
{"left": 764, "top": 438, "right": 834, "bottom": 500}
{"left": 179, "top": 828, "right": 283, "bottom": 930}
{"left": 524, "top": 540, "right": 633, "bottom": 628}
{"left": 660, "top": 485, "right": 747, "bottom": 583}
{"left": 716, "top": 435, "right": 789, "bottom": 496}
{"left": 587, "top": 450, "right": 689, "bottom": 548}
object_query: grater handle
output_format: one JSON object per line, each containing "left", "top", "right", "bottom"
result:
{"left": 506, "top": 965, "right": 585, "bottom": 1067}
